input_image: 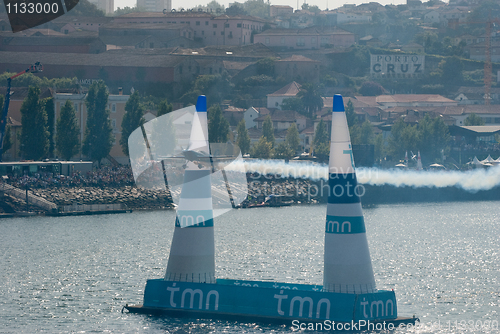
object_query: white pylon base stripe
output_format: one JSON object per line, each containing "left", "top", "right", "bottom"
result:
{"left": 178, "top": 197, "right": 213, "bottom": 211}
{"left": 326, "top": 203, "right": 363, "bottom": 217}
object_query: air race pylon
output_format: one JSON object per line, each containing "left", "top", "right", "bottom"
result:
{"left": 323, "top": 94, "right": 376, "bottom": 294}
{"left": 164, "top": 95, "right": 215, "bottom": 283}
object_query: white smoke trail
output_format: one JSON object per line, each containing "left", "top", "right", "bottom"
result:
{"left": 226, "top": 159, "right": 500, "bottom": 193}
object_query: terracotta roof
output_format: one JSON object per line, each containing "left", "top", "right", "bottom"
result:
{"left": 268, "top": 81, "right": 301, "bottom": 97}
{"left": 434, "top": 105, "right": 500, "bottom": 115}
{"left": 254, "top": 109, "right": 306, "bottom": 122}
{"left": 278, "top": 55, "right": 319, "bottom": 63}
{"left": 223, "top": 60, "right": 254, "bottom": 70}
{"left": 375, "top": 94, "right": 455, "bottom": 104}
{"left": 0, "top": 87, "right": 53, "bottom": 100}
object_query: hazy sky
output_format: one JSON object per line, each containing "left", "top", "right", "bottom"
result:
{"left": 115, "top": 0, "right": 407, "bottom": 12}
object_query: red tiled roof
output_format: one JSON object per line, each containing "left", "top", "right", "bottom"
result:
{"left": 268, "top": 81, "right": 301, "bottom": 97}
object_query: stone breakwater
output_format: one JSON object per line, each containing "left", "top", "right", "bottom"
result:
{"left": 30, "top": 186, "right": 175, "bottom": 210}
{"left": 22, "top": 178, "right": 324, "bottom": 212}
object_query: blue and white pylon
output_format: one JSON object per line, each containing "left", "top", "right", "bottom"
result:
{"left": 164, "top": 95, "right": 215, "bottom": 283}
{"left": 323, "top": 94, "right": 376, "bottom": 294}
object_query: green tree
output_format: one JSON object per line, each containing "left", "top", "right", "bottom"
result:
{"left": 345, "top": 99, "right": 357, "bottom": 127}
{"left": 262, "top": 115, "right": 275, "bottom": 147}
{"left": 42, "top": 97, "right": 55, "bottom": 157}
{"left": 3, "top": 125, "right": 12, "bottom": 155}
{"left": 373, "top": 133, "right": 385, "bottom": 164}
{"left": 297, "top": 83, "right": 323, "bottom": 118}
{"left": 66, "top": 0, "right": 105, "bottom": 16}
{"left": 464, "top": 113, "right": 485, "bottom": 126}
{"left": 236, "top": 119, "right": 251, "bottom": 155}
{"left": 440, "top": 56, "right": 464, "bottom": 85}
{"left": 120, "top": 91, "right": 145, "bottom": 157}
{"left": 157, "top": 99, "right": 173, "bottom": 117}
{"left": 313, "top": 119, "right": 329, "bottom": 149}
{"left": 251, "top": 136, "right": 273, "bottom": 159}
{"left": 82, "top": 81, "right": 114, "bottom": 166}
{"left": 56, "top": 100, "right": 80, "bottom": 161}
{"left": 418, "top": 115, "right": 450, "bottom": 163}
{"left": 274, "top": 142, "right": 294, "bottom": 160}
{"left": 226, "top": 3, "right": 247, "bottom": 15}
{"left": 359, "top": 81, "right": 385, "bottom": 96}
{"left": 20, "top": 87, "right": 49, "bottom": 160}
{"left": 281, "top": 97, "right": 305, "bottom": 115}
{"left": 256, "top": 57, "right": 275, "bottom": 76}
{"left": 359, "top": 120, "right": 374, "bottom": 145}
{"left": 243, "top": 0, "right": 270, "bottom": 19}
{"left": 286, "top": 123, "right": 300, "bottom": 153}
{"left": 387, "top": 118, "right": 419, "bottom": 160}
{"left": 208, "top": 104, "right": 230, "bottom": 143}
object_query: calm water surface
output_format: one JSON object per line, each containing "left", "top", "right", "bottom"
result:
{"left": 0, "top": 202, "right": 498, "bottom": 333}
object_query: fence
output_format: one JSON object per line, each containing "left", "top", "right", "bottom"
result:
{"left": 60, "top": 203, "right": 127, "bottom": 213}
{"left": 1, "top": 183, "right": 57, "bottom": 211}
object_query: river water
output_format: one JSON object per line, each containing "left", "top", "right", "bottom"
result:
{"left": 0, "top": 202, "right": 498, "bottom": 333}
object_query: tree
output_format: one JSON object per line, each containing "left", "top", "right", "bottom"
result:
{"left": 286, "top": 123, "right": 300, "bottom": 153}
{"left": 313, "top": 119, "right": 329, "bottom": 149}
{"left": 56, "top": 100, "right": 80, "bottom": 161}
{"left": 262, "top": 115, "right": 275, "bottom": 147}
{"left": 373, "top": 133, "right": 385, "bottom": 164}
{"left": 359, "top": 120, "right": 374, "bottom": 145}
{"left": 387, "top": 118, "right": 419, "bottom": 160}
{"left": 236, "top": 119, "right": 251, "bottom": 155}
{"left": 440, "top": 56, "right": 464, "bottom": 85}
{"left": 243, "top": 0, "right": 270, "bottom": 19}
{"left": 226, "top": 3, "right": 247, "bottom": 15}
{"left": 251, "top": 136, "right": 273, "bottom": 159}
{"left": 464, "top": 113, "right": 485, "bottom": 126}
{"left": 42, "top": 97, "right": 55, "bottom": 157}
{"left": 297, "top": 83, "right": 323, "bottom": 118}
{"left": 3, "top": 125, "right": 12, "bottom": 155}
{"left": 359, "top": 81, "right": 385, "bottom": 96}
{"left": 66, "top": 0, "right": 105, "bottom": 16}
{"left": 82, "top": 81, "right": 114, "bottom": 166}
{"left": 274, "top": 142, "right": 294, "bottom": 160}
{"left": 418, "top": 115, "right": 450, "bottom": 163}
{"left": 20, "top": 87, "right": 49, "bottom": 160}
{"left": 281, "top": 97, "right": 305, "bottom": 116}
{"left": 345, "top": 99, "right": 357, "bottom": 127}
{"left": 157, "top": 99, "right": 173, "bottom": 117}
{"left": 120, "top": 91, "right": 145, "bottom": 157}
{"left": 208, "top": 104, "right": 230, "bottom": 143}
{"left": 256, "top": 57, "right": 275, "bottom": 76}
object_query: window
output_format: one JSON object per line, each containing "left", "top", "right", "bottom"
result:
{"left": 205, "top": 21, "right": 209, "bottom": 25}
{"left": 213, "top": 24, "right": 217, "bottom": 28}
{"left": 64, "top": 29, "right": 69, "bottom": 34}
{"left": 265, "top": 37, "right": 270, "bottom": 44}
{"left": 225, "top": 23, "right": 229, "bottom": 28}
{"left": 237, "top": 23, "right": 242, "bottom": 28}
{"left": 312, "top": 37, "right": 316, "bottom": 44}
{"left": 202, "top": 30, "right": 204, "bottom": 35}
{"left": 281, "top": 37, "right": 285, "bottom": 45}
{"left": 74, "top": 103, "right": 78, "bottom": 112}
{"left": 213, "top": 31, "right": 216, "bottom": 35}
{"left": 296, "top": 37, "right": 305, "bottom": 46}
{"left": 221, "top": 31, "right": 224, "bottom": 35}
{"left": 111, "top": 103, "right": 116, "bottom": 113}
{"left": 111, "top": 119, "right": 117, "bottom": 129}
{"left": 196, "top": 21, "right": 200, "bottom": 25}
{"left": 149, "top": 42, "right": 154, "bottom": 48}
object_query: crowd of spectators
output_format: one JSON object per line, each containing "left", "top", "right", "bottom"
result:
{"left": 5, "top": 166, "right": 135, "bottom": 189}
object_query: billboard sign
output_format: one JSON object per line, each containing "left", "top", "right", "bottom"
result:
{"left": 370, "top": 54, "right": 425, "bottom": 77}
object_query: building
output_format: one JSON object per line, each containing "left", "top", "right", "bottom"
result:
{"left": 274, "top": 55, "right": 320, "bottom": 83}
{"left": 114, "top": 12, "right": 272, "bottom": 46}
{"left": 137, "top": 0, "right": 171, "bottom": 12}
{"left": 270, "top": 5, "right": 294, "bottom": 18}
{"left": 54, "top": 92, "right": 131, "bottom": 163}
{"left": 267, "top": 81, "right": 301, "bottom": 109}
{"left": 254, "top": 26, "right": 355, "bottom": 50}
{"left": 99, "top": 23, "right": 198, "bottom": 49}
